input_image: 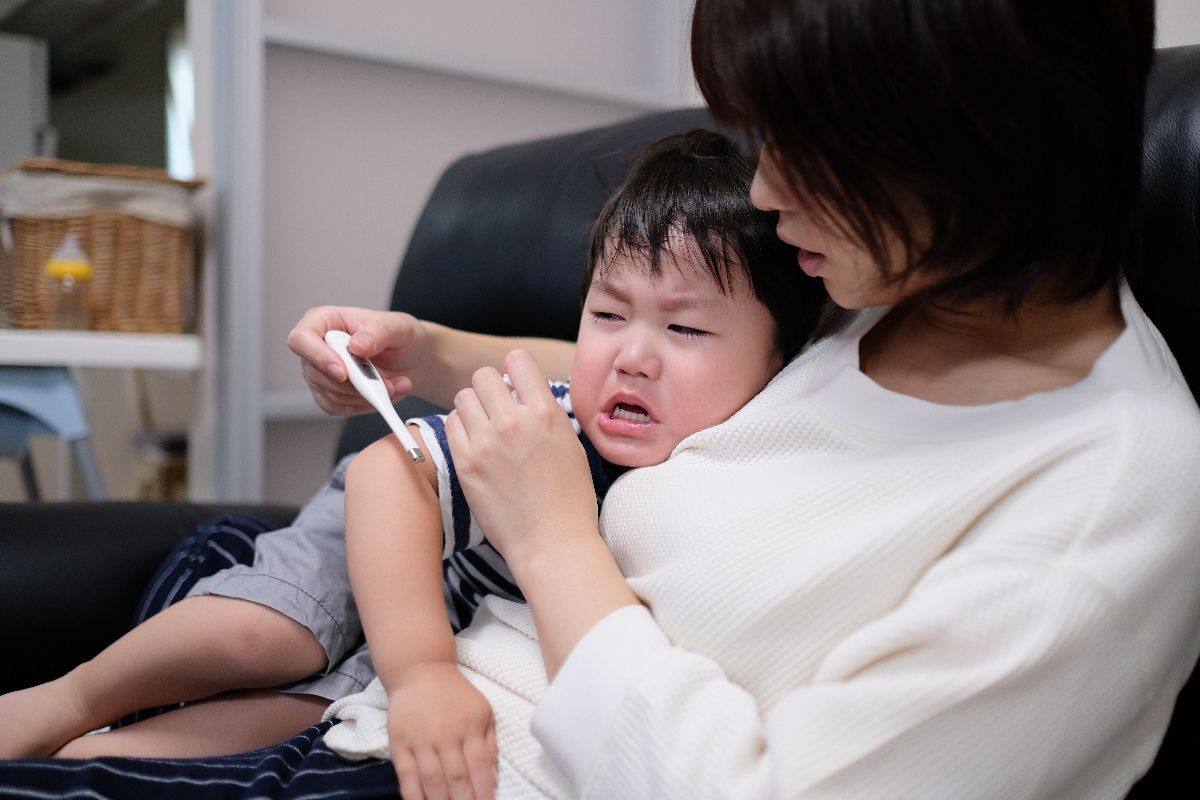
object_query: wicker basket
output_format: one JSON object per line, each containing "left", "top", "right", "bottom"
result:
{"left": 0, "top": 158, "right": 204, "bottom": 333}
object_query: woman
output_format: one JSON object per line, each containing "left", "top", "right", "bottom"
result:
{"left": 2, "top": 0, "right": 1196, "bottom": 797}
{"left": 298, "top": 1, "right": 1200, "bottom": 797}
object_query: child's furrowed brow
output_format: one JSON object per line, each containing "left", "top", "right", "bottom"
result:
{"left": 590, "top": 278, "right": 729, "bottom": 312}
{"left": 659, "top": 295, "right": 727, "bottom": 312}
{"left": 590, "top": 279, "right": 630, "bottom": 304}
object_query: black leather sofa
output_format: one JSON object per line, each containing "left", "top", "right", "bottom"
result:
{"left": 2, "top": 46, "right": 1197, "bottom": 796}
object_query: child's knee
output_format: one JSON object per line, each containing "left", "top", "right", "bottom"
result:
{"left": 223, "top": 601, "right": 327, "bottom": 679}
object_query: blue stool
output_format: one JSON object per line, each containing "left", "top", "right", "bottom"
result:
{"left": 0, "top": 365, "right": 106, "bottom": 500}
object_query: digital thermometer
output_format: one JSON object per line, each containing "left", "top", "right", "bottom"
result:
{"left": 324, "top": 329, "right": 425, "bottom": 463}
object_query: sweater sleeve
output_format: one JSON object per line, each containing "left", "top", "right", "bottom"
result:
{"left": 530, "top": 553, "right": 1191, "bottom": 799}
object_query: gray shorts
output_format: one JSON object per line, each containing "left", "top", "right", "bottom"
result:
{"left": 186, "top": 455, "right": 376, "bottom": 700}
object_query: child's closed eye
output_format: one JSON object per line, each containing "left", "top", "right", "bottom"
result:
{"left": 668, "top": 324, "right": 710, "bottom": 339}
{"left": 591, "top": 311, "right": 624, "bottom": 323}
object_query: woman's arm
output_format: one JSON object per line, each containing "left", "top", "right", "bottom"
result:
{"left": 528, "top": 558, "right": 1146, "bottom": 798}
{"left": 287, "top": 306, "right": 576, "bottom": 415}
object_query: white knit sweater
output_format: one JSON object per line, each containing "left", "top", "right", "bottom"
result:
{"left": 327, "top": 283, "right": 1200, "bottom": 799}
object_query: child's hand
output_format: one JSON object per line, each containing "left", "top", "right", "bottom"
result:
{"left": 386, "top": 662, "right": 498, "bottom": 800}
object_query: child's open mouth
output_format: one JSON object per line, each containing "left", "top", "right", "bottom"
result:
{"left": 610, "top": 402, "right": 652, "bottom": 424}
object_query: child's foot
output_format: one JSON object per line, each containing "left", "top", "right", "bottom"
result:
{"left": 0, "top": 677, "right": 96, "bottom": 759}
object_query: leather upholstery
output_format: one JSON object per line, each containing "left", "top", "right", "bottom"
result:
{"left": 0, "top": 502, "right": 295, "bottom": 694}
{"left": 1128, "top": 44, "right": 1200, "bottom": 400}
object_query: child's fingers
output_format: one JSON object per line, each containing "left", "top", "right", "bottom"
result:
{"left": 463, "top": 731, "right": 498, "bottom": 800}
{"left": 414, "top": 745, "right": 451, "bottom": 800}
{"left": 437, "top": 745, "right": 480, "bottom": 800}
{"left": 392, "top": 748, "right": 425, "bottom": 800}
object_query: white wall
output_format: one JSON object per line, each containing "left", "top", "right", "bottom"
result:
{"left": 1158, "top": 0, "right": 1200, "bottom": 47}
{"left": 257, "top": 0, "right": 1200, "bottom": 504}
{"left": 255, "top": 2, "right": 689, "bottom": 503}
{"left": 260, "top": 48, "right": 645, "bottom": 413}
{"left": 261, "top": 0, "right": 695, "bottom": 107}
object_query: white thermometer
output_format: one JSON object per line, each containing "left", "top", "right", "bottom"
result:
{"left": 324, "top": 329, "right": 425, "bottom": 463}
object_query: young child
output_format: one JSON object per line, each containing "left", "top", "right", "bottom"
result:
{"left": 0, "top": 130, "right": 822, "bottom": 768}
{"left": 324, "top": 129, "right": 825, "bottom": 796}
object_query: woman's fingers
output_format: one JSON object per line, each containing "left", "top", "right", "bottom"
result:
{"left": 298, "top": 360, "right": 358, "bottom": 412}
{"left": 451, "top": 387, "right": 490, "bottom": 441}
{"left": 453, "top": 351, "right": 555, "bottom": 430}
{"left": 468, "top": 366, "right": 514, "bottom": 418}
{"left": 502, "top": 349, "right": 555, "bottom": 409}
{"left": 286, "top": 305, "right": 354, "bottom": 383}
{"left": 346, "top": 310, "right": 421, "bottom": 361}
{"left": 288, "top": 306, "right": 426, "bottom": 415}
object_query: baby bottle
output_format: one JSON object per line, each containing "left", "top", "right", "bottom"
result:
{"left": 44, "top": 232, "right": 93, "bottom": 330}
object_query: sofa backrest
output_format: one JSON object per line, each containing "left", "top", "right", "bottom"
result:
{"left": 334, "top": 108, "right": 717, "bottom": 458}
{"left": 1128, "top": 44, "right": 1200, "bottom": 401}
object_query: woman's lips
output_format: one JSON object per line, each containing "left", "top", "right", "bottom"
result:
{"left": 797, "top": 247, "right": 826, "bottom": 276}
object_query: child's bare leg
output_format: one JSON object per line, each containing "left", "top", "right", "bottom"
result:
{"left": 0, "top": 595, "right": 326, "bottom": 759}
{"left": 53, "top": 689, "right": 329, "bottom": 759}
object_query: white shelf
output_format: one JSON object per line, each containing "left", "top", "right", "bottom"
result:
{"left": 0, "top": 329, "right": 203, "bottom": 370}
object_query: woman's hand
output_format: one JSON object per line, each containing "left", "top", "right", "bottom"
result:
{"left": 445, "top": 350, "right": 639, "bottom": 678}
{"left": 443, "top": 349, "right": 599, "bottom": 567}
{"left": 386, "top": 662, "right": 497, "bottom": 800}
{"left": 287, "top": 306, "right": 427, "bottom": 416}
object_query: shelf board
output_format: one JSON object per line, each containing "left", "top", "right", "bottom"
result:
{"left": 0, "top": 329, "right": 203, "bottom": 370}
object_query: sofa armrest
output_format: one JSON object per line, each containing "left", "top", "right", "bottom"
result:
{"left": 0, "top": 501, "right": 296, "bottom": 693}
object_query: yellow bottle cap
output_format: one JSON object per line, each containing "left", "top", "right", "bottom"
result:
{"left": 45, "top": 232, "right": 93, "bottom": 281}
{"left": 46, "top": 259, "right": 93, "bottom": 281}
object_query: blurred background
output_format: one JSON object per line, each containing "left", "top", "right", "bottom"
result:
{"left": 0, "top": 0, "right": 1196, "bottom": 508}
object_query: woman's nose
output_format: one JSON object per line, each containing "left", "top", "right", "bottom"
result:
{"left": 750, "top": 146, "right": 788, "bottom": 213}
{"left": 750, "top": 165, "right": 779, "bottom": 212}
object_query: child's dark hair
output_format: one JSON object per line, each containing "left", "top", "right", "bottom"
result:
{"left": 691, "top": 0, "right": 1154, "bottom": 313}
{"left": 584, "top": 129, "right": 824, "bottom": 363}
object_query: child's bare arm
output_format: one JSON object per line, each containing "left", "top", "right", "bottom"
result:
{"left": 345, "top": 430, "right": 451, "bottom": 678}
{"left": 344, "top": 428, "right": 497, "bottom": 799}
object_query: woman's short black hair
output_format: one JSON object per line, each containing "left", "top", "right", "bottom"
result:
{"left": 585, "top": 129, "right": 825, "bottom": 362}
{"left": 691, "top": 0, "right": 1155, "bottom": 310}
